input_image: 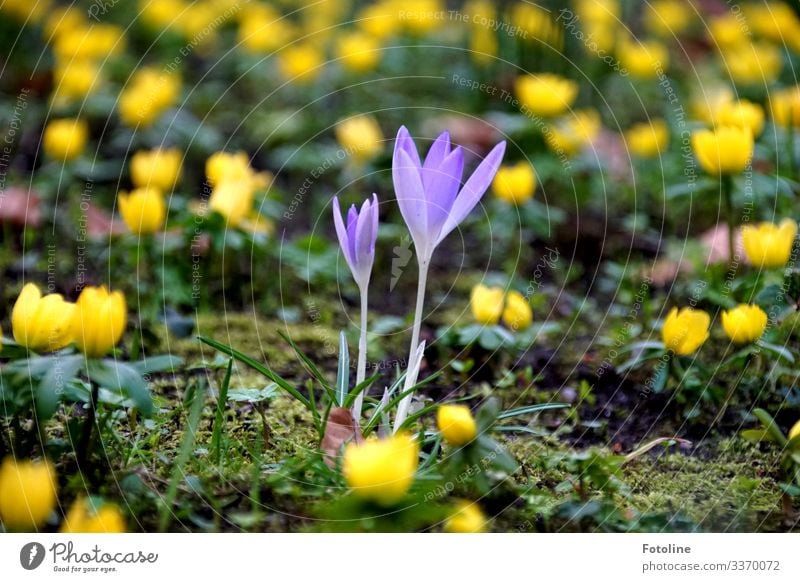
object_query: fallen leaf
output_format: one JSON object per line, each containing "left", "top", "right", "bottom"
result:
{"left": 0, "top": 187, "right": 41, "bottom": 227}
{"left": 321, "top": 407, "right": 362, "bottom": 468}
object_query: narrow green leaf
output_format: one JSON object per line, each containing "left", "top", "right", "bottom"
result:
{"left": 753, "top": 408, "right": 788, "bottom": 446}
{"left": 336, "top": 332, "right": 349, "bottom": 407}
{"left": 211, "top": 359, "right": 233, "bottom": 464}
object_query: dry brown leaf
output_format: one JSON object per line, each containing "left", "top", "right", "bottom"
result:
{"left": 321, "top": 407, "right": 362, "bottom": 468}
{"left": 0, "top": 187, "right": 41, "bottom": 228}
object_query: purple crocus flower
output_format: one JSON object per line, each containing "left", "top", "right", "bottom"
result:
{"left": 332, "top": 193, "right": 379, "bottom": 289}
{"left": 392, "top": 126, "right": 506, "bottom": 262}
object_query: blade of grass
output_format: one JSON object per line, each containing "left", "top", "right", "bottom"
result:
{"left": 211, "top": 359, "right": 233, "bottom": 465}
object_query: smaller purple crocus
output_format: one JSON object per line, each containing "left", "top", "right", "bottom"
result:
{"left": 332, "top": 193, "right": 379, "bottom": 290}
{"left": 392, "top": 126, "right": 506, "bottom": 263}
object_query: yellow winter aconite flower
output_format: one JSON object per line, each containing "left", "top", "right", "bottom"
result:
{"left": 617, "top": 38, "right": 669, "bottom": 79}
{"left": 743, "top": 2, "right": 800, "bottom": 42}
{"left": 0, "top": 457, "right": 57, "bottom": 531}
{"left": 343, "top": 433, "right": 419, "bottom": 505}
{"left": 118, "top": 188, "right": 166, "bottom": 236}
{"left": 401, "top": 0, "right": 444, "bottom": 34}
{"left": 789, "top": 420, "right": 800, "bottom": 441}
{"left": 138, "top": 0, "right": 188, "bottom": 32}
{"left": 708, "top": 14, "right": 750, "bottom": 48}
{"left": 209, "top": 180, "right": 256, "bottom": 228}
{"left": 206, "top": 151, "right": 253, "bottom": 187}
{"left": 511, "top": 2, "right": 562, "bottom": 48}
{"left": 625, "top": 119, "right": 669, "bottom": 158}
{"left": 335, "top": 115, "right": 384, "bottom": 162}
{"left": 44, "top": 6, "right": 86, "bottom": 40}
{"left": 53, "top": 24, "right": 125, "bottom": 61}
{"left": 502, "top": 290, "right": 533, "bottom": 331}
{"left": 470, "top": 284, "right": 505, "bottom": 325}
{"left": 691, "top": 126, "right": 753, "bottom": 175}
{"left": 437, "top": 404, "right": 477, "bottom": 445}
{"left": 43, "top": 118, "right": 88, "bottom": 162}
{"left": 72, "top": 286, "right": 127, "bottom": 358}
{"left": 356, "top": 1, "right": 401, "bottom": 40}
{"left": 278, "top": 43, "right": 324, "bottom": 84}
{"left": 644, "top": 0, "right": 692, "bottom": 37}
{"left": 546, "top": 109, "right": 601, "bottom": 157}
{"left": 60, "top": 498, "right": 126, "bottom": 533}
{"left": 12, "top": 283, "right": 76, "bottom": 352}
{"left": 690, "top": 85, "right": 733, "bottom": 125}
{"left": 662, "top": 307, "right": 710, "bottom": 355}
{"left": 336, "top": 32, "right": 381, "bottom": 73}
{"left": 130, "top": 148, "right": 182, "bottom": 191}
{"left": 118, "top": 68, "right": 181, "bottom": 127}
{"left": 237, "top": 5, "right": 295, "bottom": 55}
{"left": 722, "top": 304, "right": 768, "bottom": 344}
{"left": 724, "top": 42, "right": 782, "bottom": 85}
{"left": 717, "top": 100, "right": 765, "bottom": 137}
{"left": 53, "top": 59, "right": 101, "bottom": 103}
{"left": 575, "top": 0, "right": 619, "bottom": 24}
{"left": 515, "top": 73, "right": 578, "bottom": 118}
{"left": 741, "top": 219, "right": 798, "bottom": 269}
{"left": 492, "top": 162, "right": 536, "bottom": 204}
{"left": 444, "top": 500, "right": 487, "bottom": 533}
{"left": 770, "top": 86, "right": 800, "bottom": 128}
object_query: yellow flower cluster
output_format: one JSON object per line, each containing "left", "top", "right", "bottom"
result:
{"left": 116, "top": 148, "right": 183, "bottom": 236}
{"left": 119, "top": 67, "right": 181, "bottom": 128}
{"left": 470, "top": 284, "right": 533, "bottom": 331}
{"left": 343, "top": 433, "right": 419, "bottom": 505}
{"left": 206, "top": 151, "right": 271, "bottom": 231}
{"left": 662, "top": 302, "right": 771, "bottom": 354}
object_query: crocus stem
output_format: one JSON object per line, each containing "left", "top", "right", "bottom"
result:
{"left": 395, "top": 257, "right": 430, "bottom": 428}
{"left": 352, "top": 285, "right": 369, "bottom": 421}
{"left": 722, "top": 174, "right": 735, "bottom": 265}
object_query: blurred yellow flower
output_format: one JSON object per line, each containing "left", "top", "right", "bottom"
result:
{"left": 515, "top": 73, "right": 578, "bottom": 118}
{"left": 60, "top": 498, "right": 126, "bottom": 533}
{"left": 53, "top": 59, "right": 101, "bottom": 102}
{"left": 618, "top": 38, "right": 669, "bottom": 79}
{"left": 119, "top": 187, "right": 166, "bottom": 236}
{"left": 237, "top": 5, "right": 295, "bottom": 55}
{"left": 335, "top": 115, "right": 384, "bottom": 162}
{"left": 708, "top": 14, "right": 750, "bottom": 48}
{"left": 44, "top": 6, "right": 86, "bottom": 40}
{"left": 717, "top": 99, "right": 765, "bottom": 136}
{"left": 336, "top": 32, "right": 381, "bottom": 73}
{"left": 690, "top": 85, "right": 733, "bottom": 124}
{"left": 492, "top": 162, "right": 536, "bottom": 204}
{"left": 575, "top": 0, "right": 619, "bottom": 24}
{"left": 722, "top": 304, "right": 767, "bottom": 344}
{"left": 131, "top": 148, "right": 182, "bottom": 191}
{"left": 545, "top": 109, "right": 601, "bottom": 157}
{"left": 206, "top": 151, "right": 268, "bottom": 190}
{"left": 510, "top": 2, "right": 562, "bottom": 48}
{"left": 502, "top": 290, "right": 533, "bottom": 331}
{"left": 724, "top": 42, "right": 782, "bottom": 85}
{"left": 662, "top": 307, "right": 710, "bottom": 355}
{"left": 625, "top": 119, "right": 669, "bottom": 158}
{"left": 401, "top": 0, "right": 444, "bottom": 35}
{"left": 437, "top": 404, "right": 477, "bottom": 445}
{"left": 72, "top": 286, "right": 127, "bottom": 358}
{"left": 470, "top": 284, "right": 504, "bottom": 325}
{"left": 743, "top": 2, "right": 800, "bottom": 42}
{"left": 43, "top": 118, "right": 88, "bottom": 162}
{"left": 278, "top": 43, "right": 324, "bottom": 83}
{"left": 770, "top": 86, "right": 800, "bottom": 128}
{"left": 119, "top": 68, "right": 181, "bottom": 127}
{"left": 741, "top": 219, "right": 797, "bottom": 269}
{"left": 789, "top": 419, "right": 800, "bottom": 441}
{"left": 343, "top": 433, "right": 419, "bottom": 505}
{"left": 0, "top": 457, "right": 57, "bottom": 531}
{"left": 691, "top": 126, "right": 753, "bottom": 175}
{"left": 138, "top": 0, "right": 188, "bottom": 32}
{"left": 53, "top": 24, "right": 125, "bottom": 61}
{"left": 12, "top": 283, "right": 76, "bottom": 352}
{"left": 645, "top": 0, "right": 692, "bottom": 37}
{"left": 209, "top": 180, "right": 256, "bottom": 228}
{"left": 444, "top": 500, "right": 487, "bottom": 533}
{"left": 357, "top": 0, "right": 401, "bottom": 40}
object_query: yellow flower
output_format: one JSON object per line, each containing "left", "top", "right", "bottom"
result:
{"left": 278, "top": 44, "right": 323, "bottom": 84}
{"left": 44, "top": 6, "right": 86, "bottom": 40}
{"left": 515, "top": 73, "right": 578, "bottom": 117}
{"left": 0, "top": 457, "right": 57, "bottom": 531}
{"left": 53, "top": 59, "right": 101, "bottom": 102}
{"left": 575, "top": 0, "right": 619, "bottom": 25}
{"left": 138, "top": 0, "right": 187, "bottom": 32}
{"left": 690, "top": 85, "right": 733, "bottom": 124}
{"left": 130, "top": 148, "right": 182, "bottom": 191}
{"left": 741, "top": 219, "right": 797, "bottom": 269}
{"left": 618, "top": 38, "right": 669, "bottom": 79}
{"left": 43, "top": 118, "right": 88, "bottom": 161}
{"left": 502, "top": 290, "right": 533, "bottom": 331}
{"left": 789, "top": 420, "right": 800, "bottom": 441}
{"left": 237, "top": 5, "right": 295, "bottom": 55}
{"left": 510, "top": 2, "right": 562, "bottom": 48}
{"left": 209, "top": 180, "right": 256, "bottom": 228}
{"left": 545, "top": 109, "right": 601, "bottom": 157}
{"left": 53, "top": 24, "right": 125, "bottom": 61}
{"left": 118, "top": 187, "right": 166, "bottom": 236}
{"left": 724, "top": 42, "right": 782, "bottom": 85}
{"left": 662, "top": 307, "right": 710, "bottom": 355}
{"left": 470, "top": 284, "right": 504, "bottom": 325}
{"left": 721, "top": 304, "right": 767, "bottom": 344}
{"left": 437, "top": 404, "right": 477, "bottom": 445}
{"left": 469, "top": 26, "right": 498, "bottom": 66}
{"left": 691, "top": 126, "right": 753, "bottom": 175}
{"left": 444, "top": 500, "right": 487, "bottom": 533}
{"left": 708, "top": 14, "right": 750, "bottom": 48}
{"left": 60, "top": 498, "right": 126, "bottom": 533}
{"left": 492, "top": 162, "right": 536, "bottom": 204}
{"left": 717, "top": 100, "right": 765, "bottom": 137}
{"left": 343, "top": 433, "right": 419, "bottom": 505}
{"left": 744, "top": 2, "right": 800, "bottom": 42}
{"left": 335, "top": 115, "right": 384, "bottom": 162}
{"left": 72, "top": 286, "right": 127, "bottom": 358}
{"left": 645, "top": 0, "right": 692, "bottom": 37}
{"left": 336, "top": 32, "right": 381, "bottom": 73}
{"left": 12, "top": 283, "right": 76, "bottom": 352}
{"left": 356, "top": 1, "right": 400, "bottom": 40}
{"left": 118, "top": 68, "right": 181, "bottom": 127}
{"left": 770, "top": 86, "right": 800, "bottom": 128}
{"left": 401, "top": 0, "right": 444, "bottom": 35}
{"left": 206, "top": 151, "right": 253, "bottom": 187}
{"left": 625, "top": 119, "right": 669, "bottom": 158}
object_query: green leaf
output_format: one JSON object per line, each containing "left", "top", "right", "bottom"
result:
{"left": 211, "top": 359, "right": 233, "bottom": 464}
{"left": 497, "top": 402, "right": 570, "bottom": 420}
{"left": 740, "top": 429, "right": 773, "bottom": 444}
{"left": 130, "top": 354, "right": 183, "bottom": 374}
{"left": 475, "top": 397, "right": 500, "bottom": 432}
{"left": 753, "top": 408, "right": 788, "bottom": 446}
{"left": 36, "top": 354, "right": 84, "bottom": 419}
{"left": 757, "top": 341, "right": 795, "bottom": 363}
{"left": 227, "top": 385, "right": 278, "bottom": 403}
{"left": 336, "top": 332, "right": 349, "bottom": 407}
{"left": 87, "top": 360, "right": 154, "bottom": 416}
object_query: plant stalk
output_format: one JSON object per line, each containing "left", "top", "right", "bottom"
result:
{"left": 722, "top": 173, "right": 736, "bottom": 266}
{"left": 77, "top": 380, "right": 100, "bottom": 470}
{"left": 352, "top": 284, "right": 369, "bottom": 421}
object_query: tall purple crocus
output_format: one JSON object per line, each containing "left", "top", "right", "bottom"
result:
{"left": 392, "top": 126, "right": 506, "bottom": 430}
{"left": 332, "top": 193, "right": 379, "bottom": 422}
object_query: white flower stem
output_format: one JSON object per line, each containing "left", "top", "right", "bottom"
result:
{"left": 352, "top": 284, "right": 369, "bottom": 421}
{"left": 394, "top": 257, "right": 429, "bottom": 429}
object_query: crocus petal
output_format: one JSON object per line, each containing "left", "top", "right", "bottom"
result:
{"left": 422, "top": 146, "right": 464, "bottom": 237}
{"left": 423, "top": 131, "right": 452, "bottom": 170}
{"left": 369, "top": 193, "right": 379, "bottom": 254}
{"left": 355, "top": 197, "right": 375, "bottom": 283}
{"left": 332, "top": 197, "right": 357, "bottom": 271}
{"left": 395, "top": 126, "right": 422, "bottom": 168}
{"left": 346, "top": 205, "right": 359, "bottom": 266}
{"left": 437, "top": 141, "right": 506, "bottom": 245}
{"left": 393, "top": 147, "right": 429, "bottom": 252}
